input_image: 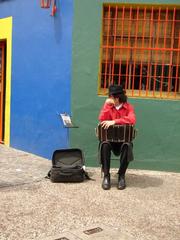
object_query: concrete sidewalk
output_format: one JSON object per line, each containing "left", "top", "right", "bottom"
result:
{"left": 0, "top": 144, "right": 180, "bottom": 240}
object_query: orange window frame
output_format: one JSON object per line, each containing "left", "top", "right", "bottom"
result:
{"left": 98, "top": 4, "right": 180, "bottom": 100}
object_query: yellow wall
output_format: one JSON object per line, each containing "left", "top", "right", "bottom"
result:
{"left": 0, "top": 17, "right": 12, "bottom": 145}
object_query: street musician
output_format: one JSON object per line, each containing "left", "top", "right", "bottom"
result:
{"left": 98, "top": 85, "right": 136, "bottom": 190}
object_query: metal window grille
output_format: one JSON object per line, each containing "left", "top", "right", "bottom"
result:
{"left": 99, "top": 5, "right": 180, "bottom": 99}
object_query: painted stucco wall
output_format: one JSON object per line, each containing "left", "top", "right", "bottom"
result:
{"left": 71, "top": 0, "right": 180, "bottom": 172}
{"left": 0, "top": 0, "right": 73, "bottom": 159}
{"left": 0, "top": 17, "right": 12, "bottom": 146}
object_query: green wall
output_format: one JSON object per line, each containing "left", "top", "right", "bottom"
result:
{"left": 71, "top": 0, "right": 180, "bottom": 172}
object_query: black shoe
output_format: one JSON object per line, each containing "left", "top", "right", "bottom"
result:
{"left": 102, "top": 174, "right": 111, "bottom": 190}
{"left": 117, "top": 174, "right": 126, "bottom": 190}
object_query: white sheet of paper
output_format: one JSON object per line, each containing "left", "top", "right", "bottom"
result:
{"left": 60, "top": 113, "right": 73, "bottom": 127}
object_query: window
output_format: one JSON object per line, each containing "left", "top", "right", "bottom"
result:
{"left": 99, "top": 5, "right": 180, "bottom": 99}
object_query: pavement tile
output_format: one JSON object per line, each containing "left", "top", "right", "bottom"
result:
{"left": 40, "top": 225, "right": 133, "bottom": 240}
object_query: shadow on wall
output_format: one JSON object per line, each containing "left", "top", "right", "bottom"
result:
{"left": 0, "top": 0, "right": 14, "bottom": 2}
{"left": 53, "top": 0, "right": 62, "bottom": 44}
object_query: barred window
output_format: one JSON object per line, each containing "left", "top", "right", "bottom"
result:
{"left": 98, "top": 5, "right": 180, "bottom": 99}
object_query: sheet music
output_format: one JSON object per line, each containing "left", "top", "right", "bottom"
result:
{"left": 60, "top": 113, "right": 74, "bottom": 127}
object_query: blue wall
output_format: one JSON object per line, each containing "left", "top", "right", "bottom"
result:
{"left": 0, "top": 0, "right": 73, "bottom": 159}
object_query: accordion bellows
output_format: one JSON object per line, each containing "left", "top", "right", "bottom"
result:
{"left": 96, "top": 124, "right": 136, "bottom": 142}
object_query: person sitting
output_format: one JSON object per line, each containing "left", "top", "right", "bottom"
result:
{"left": 98, "top": 85, "right": 136, "bottom": 190}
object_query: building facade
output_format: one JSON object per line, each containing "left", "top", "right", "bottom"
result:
{"left": 0, "top": 0, "right": 180, "bottom": 172}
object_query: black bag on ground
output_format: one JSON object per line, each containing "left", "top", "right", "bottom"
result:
{"left": 49, "top": 148, "right": 86, "bottom": 183}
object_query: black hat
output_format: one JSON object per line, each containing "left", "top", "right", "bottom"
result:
{"left": 109, "top": 85, "right": 124, "bottom": 95}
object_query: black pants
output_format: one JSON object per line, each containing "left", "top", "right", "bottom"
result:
{"left": 100, "top": 142, "right": 131, "bottom": 176}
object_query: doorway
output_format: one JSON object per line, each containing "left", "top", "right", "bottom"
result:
{"left": 0, "top": 41, "right": 6, "bottom": 143}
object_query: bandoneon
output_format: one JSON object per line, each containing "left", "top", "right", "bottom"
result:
{"left": 97, "top": 124, "right": 136, "bottom": 142}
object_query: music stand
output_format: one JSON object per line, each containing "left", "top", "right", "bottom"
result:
{"left": 60, "top": 113, "right": 79, "bottom": 128}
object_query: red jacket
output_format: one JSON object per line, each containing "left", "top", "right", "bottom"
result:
{"left": 98, "top": 102, "right": 136, "bottom": 125}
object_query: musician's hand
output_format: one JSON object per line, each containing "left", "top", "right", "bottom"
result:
{"left": 101, "top": 120, "right": 115, "bottom": 129}
{"left": 105, "top": 98, "right": 115, "bottom": 106}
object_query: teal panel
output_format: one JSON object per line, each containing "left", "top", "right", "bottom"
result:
{"left": 71, "top": 0, "right": 180, "bottom": 172}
